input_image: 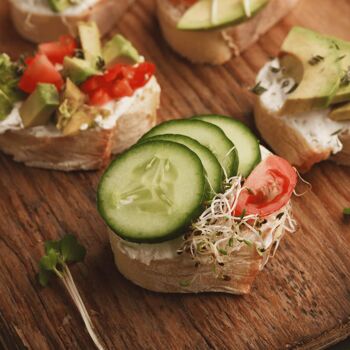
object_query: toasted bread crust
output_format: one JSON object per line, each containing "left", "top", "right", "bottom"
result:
{"left": 254, "top": 100, "right": 332, "bottom": 172}
{"left": 9, "top": 0, "right": 135, "bottom": 43}
{"left": 110, "top": 232, "right": 270, "bottom": 294}
{"left": 157, "top": 0, "right": 300, "bottom": 65}
{"left": 0, "top": 79, "right": 160, "bottom": 171}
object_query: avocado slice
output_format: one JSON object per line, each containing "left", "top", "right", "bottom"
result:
{"left": 47, "top": 0, "right": 71, "bottom": 12}
{"left": 19, "top": 84, "right": 59, "bottom": 128}
{"left": 329, "top": 102, "right": 350, "bottom": 121}
{"left": 78, "top": 21, "right": 102, "bottom": 68}
{"left": 63, "top": 57, "right": 98, "bottom": 85}
{"left": 102, "top": 35, "right": 140, "bottom": 67}
{"left": 279, "top": 27, "right": 342, "bottom": 115}
{"left": 327, "top": 38, "right": 350, "bottom": 104}
{"left": 56, "top": 78, "right": 86, "bottom": 130}
{"left": 61, "top": 105, "right": 104, "bottom": 136}
{"left": 177, "top": 0, "right": 269, "bottom": 31}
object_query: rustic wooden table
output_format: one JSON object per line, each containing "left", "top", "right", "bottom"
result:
{"left": 0, "top": 0, "right": 350, "bottom": 349}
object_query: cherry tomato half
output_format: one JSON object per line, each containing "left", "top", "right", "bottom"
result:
{"left": 235, "top": 155, "right": 297, "bottom": 218}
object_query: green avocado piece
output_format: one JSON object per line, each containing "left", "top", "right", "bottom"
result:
{"left": 63, "top": 57, "right": 98, "bottom": 85}
{"left": 56, "top": 78, "right": 86, "bottom": 130}
{"left": 0, "top": 54, "right": 23, "bottom": 121}
{"left": 326, "top": 38, "right": 350, "bottom": 104}
{"left": 47, "top": 0, "right": 71, "bottom": 12}
{"left": 177, "top": 0, "right": 269, "bottom": 31}
{"left": 61, "top": 105, "right": 104, "bottom": 136}
{"left": 78, "top": 21, "right": 102, "bottom": 68}
{"left": 19, "top": 84, "right": 59, "bottom": 128}
{"left": 102, "top": 34, "right": 140, "bottom": 67}
{"left": 329, "top": 102, "right": 350, "bottom": 121}
{"left": 279, "top": 26, "right": 342, "bottom": 115}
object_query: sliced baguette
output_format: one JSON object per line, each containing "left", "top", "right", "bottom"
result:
{"left": 0, "top": 78, "right": 160, "bottom": 171}
{"left": 9, "top": 0, "right": 135, "bottom": 43}
{"left": 255, "top": 100, "right": 350, "bottom": 172}
{"left": 157, "top": 0, "right": 300, "bottom": 65}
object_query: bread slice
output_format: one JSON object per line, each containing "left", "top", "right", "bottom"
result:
{"left": 109, "top": 204, "right": 293, "bottom": 294}
{"left": 9, "top": 0, "right": 135, "bottom": 43}
{"left": 254, "top": 60, "right": 350, "bottom": 172}
{"left": 107, "top": 144, "right": 296, "bottom": 295}
{"left": 157, "top": 0, "right": 300, "bottom": 65}
{"left": 0, "top": 78, "right": 160, "bottom": 171}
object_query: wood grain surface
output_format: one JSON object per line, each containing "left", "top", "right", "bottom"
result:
{"left": 0, "top": 0, "right": 350, "bottom": 349}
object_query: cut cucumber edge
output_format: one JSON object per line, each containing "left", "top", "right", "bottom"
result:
{"left": 97, "top": 140, "right": 206, "bottom": 243}
{"left": 192, "top": 115, "right": 261, "bottom": 177}
{"left": 141, "top": 119, "right": 239, "bottom": 178}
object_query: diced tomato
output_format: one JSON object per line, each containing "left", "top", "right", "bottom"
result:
{"left": 89, "top": 89, "right": 111, "bottom": 106}
{"left": 81, "top": 61, "right": 155, "bottom": 106}
{"left": 25, "top": 56, "right": 35, "bottom": 66}
{"left": 109, "top": 79, "right": 133, "bottom": 98}
{"left": 235, "top": 155, "right": 297, "bottom": 218}
{"left": 18, "top": 54, "right": 64, "bottom": 93}
{"left": 38, "top": 35, "right": 77, "bottom": 65}
{"left": 129, "top": 62, "right": 155, "bottom": 89}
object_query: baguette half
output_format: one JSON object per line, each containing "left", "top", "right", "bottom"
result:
{"left": 9, "top": 0, "right": 135, "bottom": 43}
{"left": 157, "top": 0, "right": 300, "bottom": 65}
{"left": 0, "top": 78, "right": 160, "bottom": 171}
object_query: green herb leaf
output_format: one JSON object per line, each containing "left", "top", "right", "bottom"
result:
{"left": 251, "top": 82, "right": 267, "bottom": 95}
{"left": 38, "top": 269, "right": 53, "bottom": 287}
{"left": 40, "top": 249, "right": 59, "bottom": 271}
{"left": 179, "top": 280, "right": 190, "bottom": 287}
{"left": 343, "top": 208, "right": 350, "bottom": 216}
{"left": 218, "top": 248, "right": 228, "bottom": 255}
{"left": 44, "top": 240, "right": 61, "bottom": 255}
{"left": 60, "top": 234, "right": 86, "bottom": 263}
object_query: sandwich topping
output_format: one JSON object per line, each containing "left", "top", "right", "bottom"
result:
{"left": 257, "top": 58, "right": 350, "bottom": 154}
{"left": 0, "top": 22, "right": 156, "bottom": 137}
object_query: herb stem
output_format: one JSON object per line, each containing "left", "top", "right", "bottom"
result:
{"left": 61, "top": 264, "right": 105, "bottom": 350}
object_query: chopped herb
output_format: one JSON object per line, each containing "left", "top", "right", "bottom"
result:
{"left": 179, "top": 280, "right": 191, "bottom": 287}
{"left": 246, "top": 187, "right": 254, "bottom": 195}
{"left": 336, "top": 55, "right": 346, "bottom": 62}
{"left": 270, "top": 66, "right": 280, "bottom": 73}
{"left": 331, "top": 128, "right": 343, "bottom": 136}
{"left": 287, "top": 82, "right": 299, "bottom": 94}
{"left": 340, "top": 67, "right": 350, "bottom": 87}
{"left": 74, "top": 49, "right": 84, "bottom": 59}
{"left": 243, "top": 240, "right": 253, "bottom": 247}
{"left": 240, "top": 208, "right": 247, "bottom": 220}
{"left": 282, "top": 80, "right": 290, "bottom": 89}
{"left": 96, "top": 56, "right": 105, "bottom": 71}
{"left": 276, "top": 213, "right": 284, "bottom": 220}
{"left": 38, "top": 234, "right": 104, "bottom": 350}
{"left": 308, "top": 55, "right": 324, "bottom": 66}
{"left": 228, "top": 237, "right": 234, "bottom": 247}
{"left": 251, "top": 82, "right": 267, "bottom": 95}
{"left": 332, "top": 41, "right": 340, "bottom": 50}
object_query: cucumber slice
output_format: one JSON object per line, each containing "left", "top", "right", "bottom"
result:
{"left": 97, "top": 141, "right": 206, "bottom": 243}
{"left": 141, "top": 134, "right": 223, "bottom": 197}
{"left": 141, "top": 119, "right": 238, "bottom": 178}
{"left": 193, "top": 115, "right": 261, "bottom": 177}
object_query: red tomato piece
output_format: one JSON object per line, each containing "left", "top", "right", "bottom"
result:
{"left": 129, "top": 62, "right": 155, "bottom": 89}
{"left": 89, "top": 89, "right": 111, "bottom": 106}
{"left": 235, "top": 155, "right": 297, "bottom": 218}
{"left": 81, "top": 75, "right": 104, "bottom": 93}
{"left": 38, "top": 35, "right": 77, "bottom": 65}
{"left": 18, "top": 54, "right": 64, "bottom": 94}
{"left": 104, "top": 64, "right": 126, "bottom": 83}
{"left": 110, "top": 79, "right": 133, "bottom": 99}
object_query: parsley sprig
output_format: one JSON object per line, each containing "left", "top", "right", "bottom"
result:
{"left": 38, "top": 234, "right": 105, "bottom": 350}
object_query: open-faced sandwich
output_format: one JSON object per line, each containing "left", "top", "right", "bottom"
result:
{"left": 157, "top": 0, "right": 300, "bottom": 65}
{"left": 9, "top": 0, "right": 135, "bottom": 43}
{"left": 0, "top": 21, "right": 160, "bottom": 171}
{"left": 97, "top": 115, "right": 297, "bottom": 294}
{"left": 254, "top": 27, "right": 350, "bottom": 172}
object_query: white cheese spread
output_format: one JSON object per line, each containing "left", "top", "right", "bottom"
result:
{"left": 11, "top": 0, "right": 99, "bottom": 16}
{"left": 0, "top": 103, "right": 23, "bottom": 134}
{"left": 258, "top": 59, "right": 350, "bottom": 154}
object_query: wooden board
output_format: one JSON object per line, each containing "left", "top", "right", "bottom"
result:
{"left": 0, "top": 0, "right": 350, "bottom": 349}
